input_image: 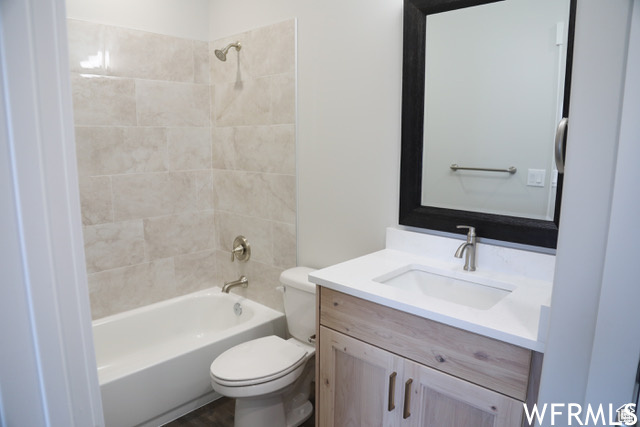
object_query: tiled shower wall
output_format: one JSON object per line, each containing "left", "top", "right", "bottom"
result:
{"left": 68, "top": 19, "right": 296, "bottom": 318}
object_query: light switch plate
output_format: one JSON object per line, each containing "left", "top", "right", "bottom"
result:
{"left": 527, "top": 169, "right": 546, "bottom": 187}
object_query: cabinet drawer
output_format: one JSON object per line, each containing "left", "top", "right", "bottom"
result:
{"left": 319, "top": 287, "right": 533, "bottom": 401}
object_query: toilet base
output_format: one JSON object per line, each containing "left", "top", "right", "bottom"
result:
{"left": 286, "top": 399, "right": 313, "bottom": 427}
{"left": 233, "top": 359, "right": 315, "bottom": 427}
{"left": 234, "top": 395, "right": 312, "bottom": 427}
{"left": 234, "top": 395, "right": 285, "bottom": 427}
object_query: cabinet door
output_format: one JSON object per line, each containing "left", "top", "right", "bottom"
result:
{"left": 402, "top": 358, "right": 523, "bottom": 427}
{"left": 319, "top": 326, "right": 404, "bottom": 427}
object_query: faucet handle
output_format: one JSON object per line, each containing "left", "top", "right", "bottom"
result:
{"left": 230, "top": 235, "right": 251, "bottom": 262}
{"left": 456, "top": 225, "right": 476, "bottom": 237}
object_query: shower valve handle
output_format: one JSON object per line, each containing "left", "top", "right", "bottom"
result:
{"left": 231, "top": 245, "right": 243, "bottom": 261}
{"left": 230, "top": 236, "right": 251, "bottom": 262}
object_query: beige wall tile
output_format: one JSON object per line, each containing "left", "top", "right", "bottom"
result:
{"left": 212, "top": 127, "right": 237, "bottom": 170}
{"left": 196, "top": 170, "right": 214, "bottom": 210}
{"left": 272, "top": 125, "right": 296, "bottom": 174}
{"left": 271, "top": 73, "right": 296, "bottom": 124}
{"left": 212, "top": 171, "right": 269, "bottom": 218}
{"left": 215, "top": 211, "right": 273, "bottom": 264}
{"left": 214, "top": 78, "right": 271, "bottom": 127}
{"left": 233, "top": 125, "right": 295, "bottom": 174}
{"left": 211, "top": 170, "right": 247, "bottom": 214}
{"left": 245, "top": 260, "right": 285, "bottom": 312}
{"left": 174, "top": 250, "right": 217, "bottom": 293}
{"left": 194, "top": 41, "right": 210, "bottom": 84}
{"left": 83, "top": 220, "right": 145, "bottom": 273}
{"left": 211, "top": 126, "right": 294, "bottom": 174}
{"left": 213, "top": 172, "right": 295, "bottom": 224}
{"left": 123, "top": 127, "right": 169, "bottom": 170}
{"left": 112, "top": 172, "right": 197, "bottom": 221}
{"left": 247, "top": 260, "right": 286, "bottom": 312}
{"left": 79, "top": 176, "right": 113, "bottom": 226}
{"left": 71, "top": 74, "right": 136, "bottom": 126}
{"left": 246, "top": 19, "right": 296, "bottom": 78}
{"left": 75, "top": 127, "right": 119, "bottom": 176}
{"left": 67, "top": 19, "right": 106, "bottom": 75}
{"left": 105, "top": 26, "right": 194, "bottom": 82}
{"left": 265, "top": 174, "right": 296, "bottom": 224}
{"left": 88, "top": 258, "right": 176, "bottom": 319}
{"left": 167, "top": 127, "right": 211, "bottom": 170}
{"left": 136, "top": 80, "right": 210, "bottom": 127}
{"left": 210, "top": 85, "right": 216, "bottom": 126}
{"left": 272, "top": 221, "right": 297, "bottom": 269}
{"left": 75, "top": 126, "right": 168, "bottom": 176}
{"left": 70, "top": 19, "right": 297, "bottom": 318}
{"left": 144, "top": 211, "right": 215, "bottom": 260}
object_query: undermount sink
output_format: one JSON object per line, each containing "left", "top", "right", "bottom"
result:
{"left": 373, "top": 265, "right": 513, "bottom": 310}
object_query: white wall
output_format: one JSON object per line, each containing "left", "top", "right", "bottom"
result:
{"left": 537, "top": 0, "right": 635, "bottom": 415}
{"left": 66, "top": 0, "right": 210, "bottom": 40}
{"left": 210, "top": 0, "right": 403, "bottom": 269}
{"left": 583, "top": 0, "right": 640, "bottom": 410}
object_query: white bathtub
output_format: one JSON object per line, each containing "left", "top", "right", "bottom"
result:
{"left": 93, "top": 287, "right": 286, "bottom": 427}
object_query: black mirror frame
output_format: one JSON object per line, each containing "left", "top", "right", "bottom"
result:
{"left": 399, "top": 0, "right": 576, "bottom": 249}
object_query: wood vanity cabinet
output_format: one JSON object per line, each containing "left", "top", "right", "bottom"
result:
{"left": 315, "top": 287, "right": 543, "bottom": 427}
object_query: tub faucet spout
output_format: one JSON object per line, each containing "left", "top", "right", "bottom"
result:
{"left": 222, "top": 276, "right": 248, "bottom": 293}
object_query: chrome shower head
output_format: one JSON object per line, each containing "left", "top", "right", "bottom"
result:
{"left": 214, "top": 42, "right": 242, "bottom": 62}
{"left": 214, "top": 49, "right": 227, "bottom": 61}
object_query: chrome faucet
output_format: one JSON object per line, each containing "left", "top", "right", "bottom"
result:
{"left": 454, "top": 225, "right": 476, "bottom": 271}
{"left": 222, "top": 275, "right": 248, "bottom": 293}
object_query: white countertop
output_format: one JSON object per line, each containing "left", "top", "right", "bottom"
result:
{"left": 309, "top": 228, "right": 555, "bottom": 352}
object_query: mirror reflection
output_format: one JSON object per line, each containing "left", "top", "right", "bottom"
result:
{"left": 421, "top": 0, "right": 571, "bottom": 221}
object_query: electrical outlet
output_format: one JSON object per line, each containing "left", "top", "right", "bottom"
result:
{"left": 527, "top": 169, "right": 546, "bottom": 187}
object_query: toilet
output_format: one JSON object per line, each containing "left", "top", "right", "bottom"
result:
{"left": 210, "top": 267, "right": 316, "bottom": 427}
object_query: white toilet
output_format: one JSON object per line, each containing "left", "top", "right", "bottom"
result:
{"left": 210, "top": 267, "right": 316, "bottom": 427}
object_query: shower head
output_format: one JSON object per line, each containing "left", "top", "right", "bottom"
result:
{"left": 214, "top": 42, "right": 242, "bottom": 62}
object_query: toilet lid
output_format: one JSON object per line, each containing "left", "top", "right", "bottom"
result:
{"left": 210, "top": 336, "right": 307, "bottom": 383}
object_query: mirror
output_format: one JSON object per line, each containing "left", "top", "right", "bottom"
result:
{"left": 400, "top": 0, "right": 576, "bottom": 248}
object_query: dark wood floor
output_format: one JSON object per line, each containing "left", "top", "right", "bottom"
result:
{"left": 164, "top": 397, "right": 315, "bottom": 427}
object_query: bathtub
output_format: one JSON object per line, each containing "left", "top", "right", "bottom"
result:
{"left": 93, "top": 287, "right": 286, "bottom": 427}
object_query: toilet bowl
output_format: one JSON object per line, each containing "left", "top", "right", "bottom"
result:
{"left": 210, "top": 267, "right": 316, "bottom": 427}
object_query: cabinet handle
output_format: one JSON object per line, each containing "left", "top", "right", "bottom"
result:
{"left": 388, "top": 372, "right": 397, "bottom": 411}
{"left": 403, "top": 378, "right": 413, "bottom": 419}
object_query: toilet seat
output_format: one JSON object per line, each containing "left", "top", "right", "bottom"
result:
{"left": 210, "top": 336, "right": 308, "bottom": 387}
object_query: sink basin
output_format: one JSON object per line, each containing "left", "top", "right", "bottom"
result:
{"left": 374, "top": 265, "right": 513, "bottom": 310}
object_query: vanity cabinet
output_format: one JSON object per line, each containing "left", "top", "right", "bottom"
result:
{"left": 319, "top": 327, "right": 522, "bottom": 426}
{"left": 319, "top": 327, "right": 400, "bottom": 425}
{"left": 316, "top": 287, "right": 542, "bottom": 427}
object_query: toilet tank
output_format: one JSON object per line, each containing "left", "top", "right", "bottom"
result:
{"left": 280, "top": 267, "right": 316, "bottom": 343}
